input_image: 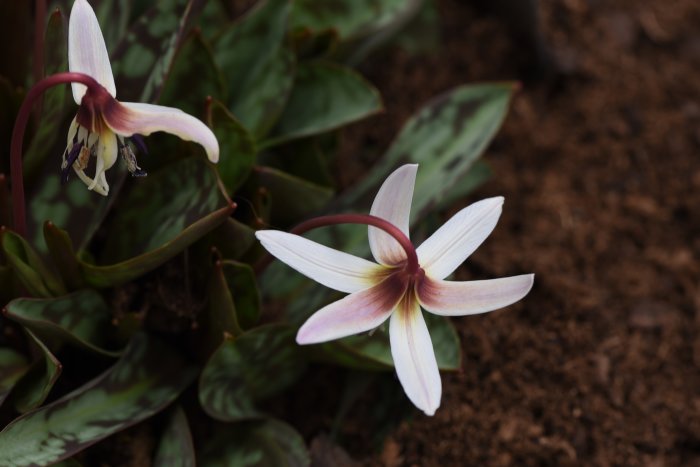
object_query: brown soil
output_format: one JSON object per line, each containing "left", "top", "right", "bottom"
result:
{"left": 328, "top": 0, "right": 700, "bottom": 465}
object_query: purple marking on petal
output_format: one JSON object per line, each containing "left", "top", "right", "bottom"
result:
{"left": 61, "top": 143, "right": 83, "bottom": 184}
{"left": 130, "top": 134, "right": 148, "bottom": 155}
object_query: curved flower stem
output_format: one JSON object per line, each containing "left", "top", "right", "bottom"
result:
{"left": 10, "top": 72, "right": 104, "bottom": 236}
{"left": 292, "top": 214, "right": 419, "bottom": 274}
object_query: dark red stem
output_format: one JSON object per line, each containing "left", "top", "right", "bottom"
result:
{"left": 10, "top": 72, "right": 104, "bottom": 236}
{"left": 291, "top": 213, "right": 420, "bottom": 275}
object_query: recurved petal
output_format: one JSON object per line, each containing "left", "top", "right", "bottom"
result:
{"left": 390, "top": 296, "right": 441, "bottom": 416}
{"left": 103, "top": 102, "right": 219, "bottom": 163}
{"left": 296, "top": 274, "right": 407, "bottom": 344}
{"left": 69, "top": 0, "right": 117, "bottom": 103}
{"left": 417, "top": 197, "right": 503, "bottom": 280}
{"left": 369, "top": 164, "right": 417, "bottom": 266}
{"left": 417, "top": 274, "right": 534, "bottom": 316}
{"left": 256, "top": 230, "right": 386, "bottom": 294}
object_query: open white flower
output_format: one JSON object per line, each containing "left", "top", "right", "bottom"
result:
{"left": 61, "top": 0, "right": 219, "bottom": 195}
{"left": 256, "top": 164, "right": 534, "bottom": 415}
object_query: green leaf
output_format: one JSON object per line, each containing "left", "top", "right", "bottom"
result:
{"left": 111, "top": 0, "right": 208, "bottom": 102}
{"left": 208, "top": 218, "right": 257, "bottom": 261}
{"left": 43, "top": 222, "right": 85, "bottom": 291}
{"left": 246, "top": 166, "right": 333, "bottom": 226}
{"left": 24, "top": 9, "right": 70, "bottom": 178}
{"left": 81, "top": 157, "right": 233, "bottom": 288}
{"left": 5, "top": 290, "right": 121, "bottom": 357}
{"left": 333, "top": 83, "right": 515, "bottom": 221}
{"left": 153, "top": 406, "right": 195, "bottom": 467}
{"left": 203, "top": 260, "right": 243, "bottom": 348}
{"left": 12, "top": 330, "right": 62, "bottom": 413}
{"left": 201, "top": 418, "right": 309, "bottom": 467}
{"left": 158, "top": 31, "right": 225, "bottom": 116}
{"left": 0, "top": 333, "right": 197, "bottom": 467}
{"left": 214, "top": 0, "right": 295, "bottom": 137}
{"left": 264, "top": 61, "right": 382, "bottom": 147}
{"left": 199, "top": 325, "right": 305, "bottom": 422}
{"left": 0, "top": 348, "right": 29, "bottom": 407}
{"left": 207, "top": 100, "right": 256, "bottom": 194}
{"left": 1, "top": 228, "right": 65, "bottom": 297}
{"left": 94, "top": 0, "right": 132, "bottom": 53}
{"left": 222, "top": 260, "right": 260, "bottom": 330}
{"left": 291, "top": 0, "right": 417, "bottom": 41}
{"left": 317, "top": 313, "right": 461, "bottom": 371}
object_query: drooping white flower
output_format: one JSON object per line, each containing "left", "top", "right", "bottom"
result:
{"left": 256, "top": 164, "right": 534, "bottom": 415}
{"left": 62, "top": 0, "right": 219, "bottom": 195}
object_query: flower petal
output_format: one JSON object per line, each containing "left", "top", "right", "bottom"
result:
{"left": 296, "top": 274, "right": 407, "bottom": 344}
{"left": 369, "top": 164, "right": 417, "bottom": 265}
{"left": 390, "top": 295, "right": 441, "bottom": 416}
{"left": 417, "top": 274, "right": 534, "bottom": 316}
{"left": 69, "top": 0, "right": 116, "bottom": 103}
{"left": 256, "top": 230, "right": 386, "bottom": 294}
{"left": 102, "top": 102, "right": 219, "bottom": 163}
{"left": 417, "top": 197, "right": 503, "bottom": 280}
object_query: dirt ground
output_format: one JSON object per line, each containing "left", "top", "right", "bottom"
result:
{"left": 322, "top": 0, "right": 700, "bottom": 465}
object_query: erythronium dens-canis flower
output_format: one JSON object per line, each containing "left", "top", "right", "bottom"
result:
{"left": 256, "top": 164, "right": 534, "bottom": 416}
{"left": 62, "top": 0, "right": 219, "bottom": 195}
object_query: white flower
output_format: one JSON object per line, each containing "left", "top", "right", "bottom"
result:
{"left": 62, "top": 0, "right": 219, "bottom": 195}
{"left": 255, "top": 164, "right": 534, "bottom": 415}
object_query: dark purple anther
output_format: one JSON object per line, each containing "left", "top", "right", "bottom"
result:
{"left": 61, "top": 142, "right": 83, "bottom": 184}
{"left": 130, "top": 134, "right": 148, "bottom": 155}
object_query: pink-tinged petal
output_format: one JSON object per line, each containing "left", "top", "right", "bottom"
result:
{"left": 69, "top": 0, "right": 116, "bottom": 103}
{"left": 256, "top": 230, "right": 387, "bottom": 294}
{"left": 417, "top": 274, "right": 534, "bottom": 316}
{"left": 103, "top": 102, "right": 219, "bottom": 163}
{"left": 297, "top": 274, "right": 407, "bottom": 344}
{"left": 416, "top": 197, "right": 503, "bottom": 280}
{"left": 369, "top": 164, "right": 417, "bottom": 266}
{"left": 390, "top": 295, "right": 441, "bottom": 416}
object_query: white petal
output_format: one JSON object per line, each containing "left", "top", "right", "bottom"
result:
{"left": 256, "top": 230, "right": 386, "bottom": 294}
{"left": 417, "top": 197, "right": 503, "bottom": 280}
{"left": 369, "top": 164, "right": 417, "bottom": 265}
{"left": 103, "top": 102, "right": 219, "bottom": 163}
{"left": 417, "top": 274, "right": 534, "bottom": 316}
{"left": 69, "top": 0, "right": 116, "bottom": 103}
{"left": 390, "top": 296, "right": 441, "bottom": 416}
{"left": 296, "top": 275, "right": 407, "bottom": 344}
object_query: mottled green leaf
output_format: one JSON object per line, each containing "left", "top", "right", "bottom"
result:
{"left": 0, "top": 348, "right": 29, "bottom": 407}
{"left": 80, "top": 156, "right": 233, "bottom": 288}
{"left": 153, "top": 406, "right": 195, "bottom": 467}
{"left": 1, "top": 228, "right": 65, "bottom": 297}
{"left": 333, "top": 83, "right": 515, "bottom": 221}
{"left": 208, "top": 218, "right": 257, "bottom": 261}
{"left": 207, "top": 100, "right": 256, "bottom": 194}
{"left": 24, "top": 9, "right": 70, "bottom": 178}
{"left": 317, "top": 313, "right": 461, "bottom": 371}
{"left": 222, "top": 260, "right": 260, "bottom": 330}
{"left": 0, "top": 333, "right": 197, "bottom": 467}
{"left": 12, "top": 330, "right": 61, "bottom": 413}
{"left": 203, "top": 260, "right": 242, "bottom": 348}
{"left": 43, "top": 222, "right": 85, "bottom": 291}
{"left": 291, "top": 0, "right": 417, "bottom": 41}
{"left": 264, "top": 61, "right": 382, "bottom": 147}
{"left": 5, "top": 290, "right": 120, "bottom": 357}
{"left": 201, "top": 418, "right": 309, "bottom": 467}
{"left": 214, "top": 0, "right": 295, "bottom": 137}
{"left": 199, "top": 325, "right": 305, "bottom": 422}
{"left": 158, "top": 31, "right": 225, "bottom": 116}
{"left": 111, "top": 0, "right": 207, "bottom": 102}
{"left": 247, "top": 166, "right": 333, "bottom": 226}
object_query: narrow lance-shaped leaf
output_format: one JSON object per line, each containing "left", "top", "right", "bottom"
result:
{"left": 5, "top": 290, "right": 121, "bottom": 357}
{"left": 12, "top": 330, "right": 62, "bottom": 413}
{"left": 221, "top": 260, "right": 260, "bottom": 330}
{"left": 0, "top": 349, "right": 29, "bottom": 408}
{"left": 0, "top": 333, "right": 198, "bottom": 467}
{"left": 153, "top": 406, "right": 195, "bottom": 467}
{"left": 1, "top": 228, "right": 65, "bottom": 298}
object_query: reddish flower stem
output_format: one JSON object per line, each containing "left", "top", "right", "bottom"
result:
{"left": 292, "top": 213, "right": 420, "bottom": 275}
{"left": 10, "top": 72, "right": 104, "bottom": 236}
